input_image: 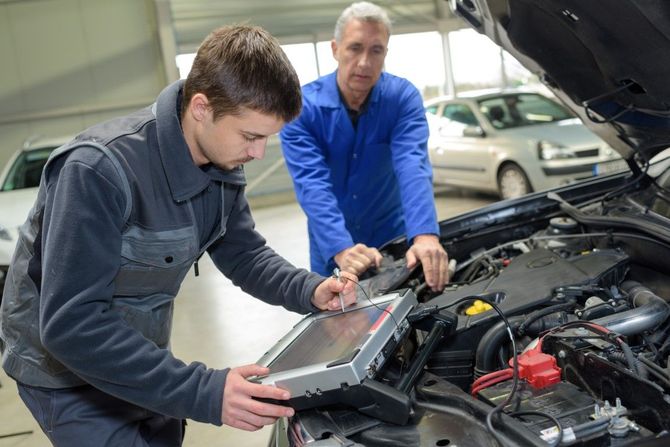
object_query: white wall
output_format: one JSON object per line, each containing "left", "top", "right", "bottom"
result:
{"left": 0, "top": 0, "right": 170, "bottom": 167}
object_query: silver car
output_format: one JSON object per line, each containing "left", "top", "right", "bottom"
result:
{"left": 425, "top": 90, "right": 623, "bottom": 199}
{"left": 0, "top": 136, "right": 67, "bottom": 297}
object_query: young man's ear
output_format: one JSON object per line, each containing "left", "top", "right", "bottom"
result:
{"left": 189, "top": 93, "right": 210, "bottom": 122}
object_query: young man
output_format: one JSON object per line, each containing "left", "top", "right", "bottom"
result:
{"left": 280, "top": 2, "right": 449, "bottom": 291}
{"left": 0, "top": 25, "right": 355, "bottom": 446}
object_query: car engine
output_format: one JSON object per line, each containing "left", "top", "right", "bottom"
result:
{"left": 284, "top": 178, "right": 670, "bottom": 447}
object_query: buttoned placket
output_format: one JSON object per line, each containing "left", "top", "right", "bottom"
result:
{"left": 189, "top": 182, "right": 228, "bottom": 277}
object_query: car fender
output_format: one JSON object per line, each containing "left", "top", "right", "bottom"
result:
{"left": 496, "top": 136, "right": 546, "bottom": 190}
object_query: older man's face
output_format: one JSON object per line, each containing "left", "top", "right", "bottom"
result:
{"left": 332, "top": 19, "right": 389, "bottom": 103}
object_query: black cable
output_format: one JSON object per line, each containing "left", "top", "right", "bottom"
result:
{"left": 569, "top": 418, "right": 610, "bottom": 439}
{"left": 545, "top": 322, "right": 668, "bottom": 392}
{"left": 607, "top": 231, "right": 670, "bottom": 250}
{"left": 347, "top": 277, "right": 402, "bottom": 331}
{"left": 620, "top": 340, "right": 646, "bottom": 378}
{"left": 638, "top": 360, "right": 670, "bottom": 388}
{"left": 543, "top": 334, "right": 612, "bottom": 342}
{"left": 544, "top": 320, "right": 614, "bottom": 337}
{"left": 460, "top": 257, "right": 483, "bottom": 282}
{"left": 343, "top": 278, "right": 410, "bottom": 380}
{"left": 639, "top": 354, "right": 670, "bottom": 382}
{"left": 657, "top": 332, "right": 670, "bottom": 359}
{"left": 472, "top": 258, "right": 499, "bottom": 285}
{"left": 585, "top": 104, "right": 633, "bottom": 124}
{"left": 543, "top": 321, "right": 640, "bottom": 373}
{"left": 456, "top": 231, "right": 670, "bottom": 275}
{"left": 601, "top": 151, "right": 650, "bottom": 208}
{"left": 642, "top": 334, "right": 660, "bottom": 361}
{"left": 607, "top": 350, "right": 649, "bottom": 378}
{"left": 436, "top": 296, "right": 519, "bottom": 446}
{"left": 543, "top": 321, "right": 628, "bottom": 352}
{"left": 474, "top": 316, "right": 526, "bottom": 377}
{"left": 509, "top": 410, "right": 563, "bottom": 447}
{"left": 582, "top": 80, "right": 635, "bottom": 124}
{"left": 638, "top": 353, "right": 670, "bottom": 379}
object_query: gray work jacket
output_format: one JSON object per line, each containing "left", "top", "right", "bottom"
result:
{"left": 0, "top": 81, "right": 322, "bottom": 425}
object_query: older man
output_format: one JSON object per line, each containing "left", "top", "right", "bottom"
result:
{"left": 280, "top": 1, "right": 449, "bottom": 291}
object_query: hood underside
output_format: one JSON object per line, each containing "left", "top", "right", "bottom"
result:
{"left": 451, "top": 0, "right": 670, "bottom": 161}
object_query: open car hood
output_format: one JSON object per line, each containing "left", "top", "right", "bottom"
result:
{"left": 451, "top": 0, "right": 670, "bottom": 162}
{"left": 267, "top": 4, "right": 670, "bottom": 446}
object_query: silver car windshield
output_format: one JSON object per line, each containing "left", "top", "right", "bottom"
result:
{"left": 479, "top": 93, "right": 574, "bottom": 130}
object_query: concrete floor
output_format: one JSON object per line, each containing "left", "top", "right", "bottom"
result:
{"left": 0, "top": 187, "right": 495, "bottom": 446}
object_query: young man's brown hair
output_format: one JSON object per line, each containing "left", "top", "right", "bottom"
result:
{"left": 182, "top": 25, "right": 301, "bottom": 122}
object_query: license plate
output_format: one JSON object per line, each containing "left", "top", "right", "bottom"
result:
{"left": 593, "top": 159, "right": 628, "bottom": 175}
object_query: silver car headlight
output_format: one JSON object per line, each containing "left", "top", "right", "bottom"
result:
{"left": 0, "top": 225, "right": 12, "bottom": 241}
{"left": 537, "top": 140, "right": 575, "bottom": 160}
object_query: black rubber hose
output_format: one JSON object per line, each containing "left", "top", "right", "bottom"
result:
{"left": 639, "top": 353, "right": 670, "bottom": 380}
{"left": 460, "top": 258, "right": 482, "bottom": 283}
{"left": 518, "top": 303, "right": 575, "bottom": 336}
{"left": 608, "top": 349, "right": 649, "bottom": 380}
{"left": 474, "top": 315, "right": 526, "bottom": 377}
{"left": 638, "top": 359, "right": 670, "bottom": 388}
{"left": 622, "top": 280, "right": 669, "bottom": 307}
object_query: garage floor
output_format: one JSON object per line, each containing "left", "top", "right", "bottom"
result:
{"left": 0, "top": 187, "right": 495, "bottom": 447}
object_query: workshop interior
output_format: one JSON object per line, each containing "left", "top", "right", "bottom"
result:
{"left": 2, "top": 1, "right": 670, "bottom": 446}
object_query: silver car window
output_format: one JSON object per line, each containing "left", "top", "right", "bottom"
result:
{"left": 479, "top": 93, "right": 573, "bottom": 130}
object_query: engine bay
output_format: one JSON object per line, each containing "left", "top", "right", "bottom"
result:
{"left": 286, "top": 181, "right": 670, "bottom": 447}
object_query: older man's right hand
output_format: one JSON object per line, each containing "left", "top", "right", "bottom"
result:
{"left": 334, "top": 243, "right": 383, "bottom": 276}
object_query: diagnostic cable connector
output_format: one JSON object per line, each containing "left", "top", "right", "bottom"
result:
{"left": 406, "top": 304, "right": 440, "bottom": 324}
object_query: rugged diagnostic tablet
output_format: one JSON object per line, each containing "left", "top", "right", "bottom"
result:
{"left": 254, "top": 289, "right": 417, "bottom": 420}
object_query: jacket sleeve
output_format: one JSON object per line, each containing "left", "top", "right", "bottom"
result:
{"left": 38, "top": 148, "right": 228, "bottom": 426}
{"left": 389, "top": 83, "right": 440, "bottom": 241}
{"left": 208, "top": 189, "right": 324, "bottom": 315}
{"left": 279, "top": 104, "right": 354, "bottom": 266}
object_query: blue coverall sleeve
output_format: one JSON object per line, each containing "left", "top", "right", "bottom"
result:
{"left": 280, "top": 106, "right": 355, "bottom": 266}
{"left": 389, "top": 85, "right": 440, "bottom": 241}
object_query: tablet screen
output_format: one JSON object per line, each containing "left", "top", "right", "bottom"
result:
{"left": 267, "top": 305, "right": 385, "bottom": 374}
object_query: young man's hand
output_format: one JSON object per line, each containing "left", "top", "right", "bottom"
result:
{"left": 334, "top": 243, "right": 383, "bottom": 276}
{"left": 311, "top": 270, "right": 357, "bottom": 311}
{"left": 406, "top": 234, "right": 449, "bottom": 292}
{"left": 221, "top": 364, "right": 294, "bottom": 431}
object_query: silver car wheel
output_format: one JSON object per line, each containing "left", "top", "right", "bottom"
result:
{"left": 498, "top": 164, "right": 531, "bottom": 200}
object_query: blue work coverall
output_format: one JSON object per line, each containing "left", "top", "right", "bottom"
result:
{"left": 280, "top": 71, "right": 439, "bottom": 276}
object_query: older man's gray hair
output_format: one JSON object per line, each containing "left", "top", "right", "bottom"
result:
{"left": 334, "top": 2, "right": 392, "bottom": 42}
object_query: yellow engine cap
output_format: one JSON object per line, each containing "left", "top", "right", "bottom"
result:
{"left": 465, "top": 300, "right": 493, "bottom": 315}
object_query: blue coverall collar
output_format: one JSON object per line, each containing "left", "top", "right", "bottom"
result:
{"left": 154, "top": 80, "right": 246, "bottom": 203}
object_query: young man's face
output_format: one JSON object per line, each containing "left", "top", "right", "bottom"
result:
{"left": 332, "top": 18, "right": 389, "bottom": 101}
{"left": 188, "top": 100, "right": 284, "bottom": 170}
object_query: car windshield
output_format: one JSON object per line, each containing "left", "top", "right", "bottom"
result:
{"left": 478, "top": 93, "right": 574, "bottom": 130}
{"left": 1, "top": 147, "right": 55, "bottom": 191}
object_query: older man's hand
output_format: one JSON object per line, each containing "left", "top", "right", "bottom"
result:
{"left": 334, "top": 243, "right": 383, "bottom": 276}
{"left": 406, "top": 234, "right": 449, "bottom": 292}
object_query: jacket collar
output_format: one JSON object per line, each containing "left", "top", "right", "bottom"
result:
{"left": 317, "top": 71, "right": 384, "bottom": 109}
{"left": 154, "top": 80, "right": 246, "bottom": 203}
